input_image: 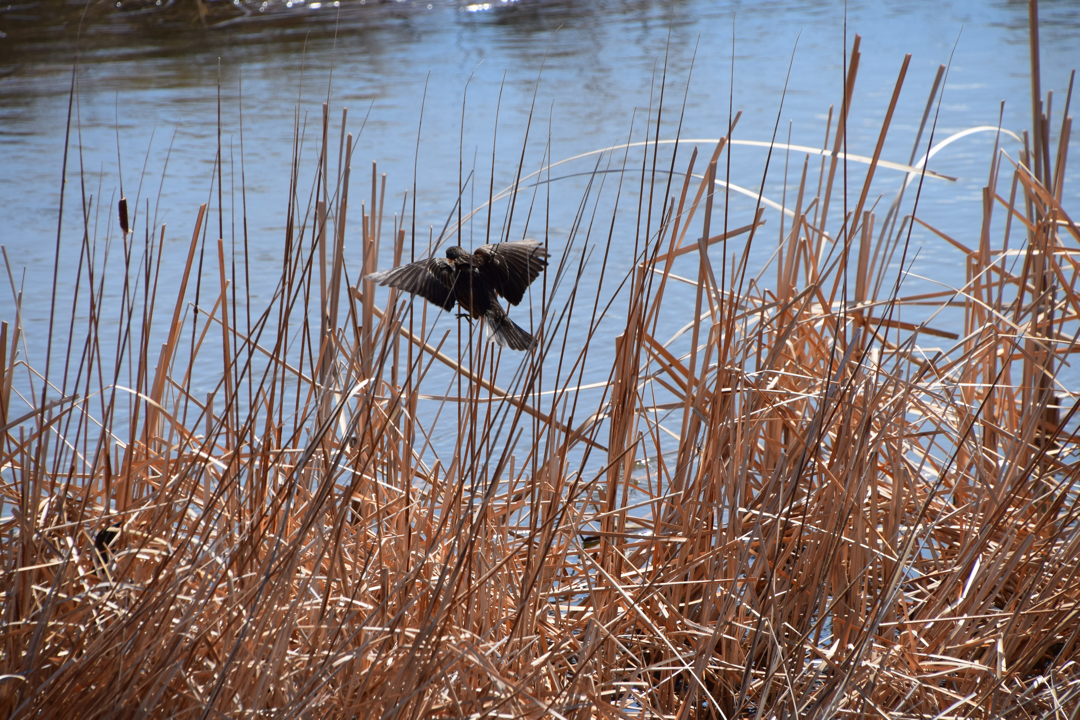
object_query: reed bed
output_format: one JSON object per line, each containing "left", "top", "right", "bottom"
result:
{"left": 2, "top": 26, "right": 1079, "bottom": 719}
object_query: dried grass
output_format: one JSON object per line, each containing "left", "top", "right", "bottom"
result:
{"left": 1, "top": 28, "right": 1078, "bottom": 720}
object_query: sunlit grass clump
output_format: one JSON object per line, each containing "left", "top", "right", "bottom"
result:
{"left": 1, "top": 33, "right": 1078, "bottom": 719}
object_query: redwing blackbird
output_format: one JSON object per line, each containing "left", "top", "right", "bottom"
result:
{"left": 368, "top": 239, "right": 549, "bottom": 351}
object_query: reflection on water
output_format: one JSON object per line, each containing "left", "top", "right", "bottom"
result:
{"left": 0, "top": 0, "right": 1077, "bottom": 406}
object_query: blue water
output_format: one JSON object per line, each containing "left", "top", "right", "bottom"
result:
{"left": 0, "top": 0, "right": 1077, "bottom": 456}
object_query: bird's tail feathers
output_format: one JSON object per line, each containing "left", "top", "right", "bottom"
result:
{"left": 484, "top": 311, "right": 536, "bottom": 352}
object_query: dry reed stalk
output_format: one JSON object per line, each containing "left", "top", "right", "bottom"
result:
{"left": 2, "top": 22, "right": 1079, "bottom": 720}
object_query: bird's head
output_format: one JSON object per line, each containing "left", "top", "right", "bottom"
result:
{"left": 445, "top": 246, "right": 473, "bottom": 266}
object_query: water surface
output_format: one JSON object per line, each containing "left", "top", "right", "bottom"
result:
{"left": 1, "top": 0, "right": 1077, "bottom": 440}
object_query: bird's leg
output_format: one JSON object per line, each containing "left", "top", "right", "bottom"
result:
{"left": 456, "top": 312, "right": 475, "bottom": 325}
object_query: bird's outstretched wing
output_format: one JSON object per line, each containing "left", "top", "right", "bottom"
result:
{"left": 473, "top": 240, "right": 549, "bottom": 306}
{"left": 368, "top": 258, "right": 457, "bottom": 311}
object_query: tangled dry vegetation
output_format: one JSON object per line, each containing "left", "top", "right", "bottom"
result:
{"left": 2, "top": 30, "right": 1079, "bottom": 720}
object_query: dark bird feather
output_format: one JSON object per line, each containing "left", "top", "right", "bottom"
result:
{"left": 368, "top": 239, "right": 549, "bottom": 351}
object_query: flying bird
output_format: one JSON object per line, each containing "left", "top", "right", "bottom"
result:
{"left": 368, "top": 239, "right": 549, "bottom": 351}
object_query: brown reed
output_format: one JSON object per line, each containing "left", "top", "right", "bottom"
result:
{"left": 1, "top": 28, "right": 1077, "bottom": 720}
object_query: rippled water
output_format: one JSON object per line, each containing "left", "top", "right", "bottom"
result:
{"left": 1, "top": 0, "right": 1078, "bottom": 411}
